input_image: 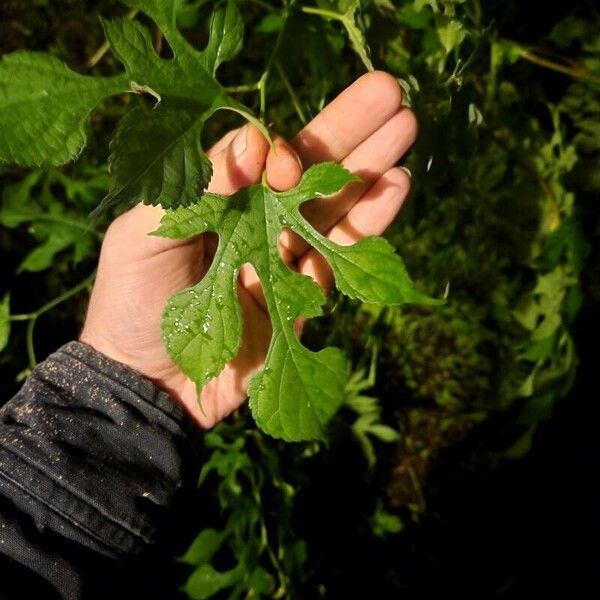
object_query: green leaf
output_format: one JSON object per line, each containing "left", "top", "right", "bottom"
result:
{"left": 19, "top": 236, "right": 74, "bottom": 273}
{"left": 184, "top": 564, "right": 241, "bottom": 600}
{"left": 156, "top": 163, "right": 436, "bottom": 441}
{"left": 180, "top": 528, "right": 225, "bottom": 566}
{"left": 122, "top": 0, "right": 189, "bottom": 55}
{"left": 95, "top": 14, "right": 224, "bottom": 212}
{"left": 0, "top": 52, "right": 127, "bottom": 166}
{"left": 0, "top": 294, "right": 10, "bottom": 353}
{"left": 100, "top": 99, "right": 213, "bottom": 212}
{"left": 0, "top": 171, "right": 43, "bottom": 227}
{"left": 437, "top": 19, "right": 466, "bottom": 55}
{"left": 248, "top": 567, "right": 275, "bottom": 595}
{"left": 371, "top": 501, "right": 403, "bottom": 537}
{"left": 367, "top": 424, "right": 401, "bottom": 442}
{"left": 306, "top": 1, "right": 374, "bottom": 71}
{"left": 340, "top": 0, "right": 374, "bottom": 71}
{"left": 203, "top": 0, "right": 244, "bottom": 75}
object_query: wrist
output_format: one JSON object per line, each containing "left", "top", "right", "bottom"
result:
{"left": 80, "top": 327, "right": 217, "bottom": 430}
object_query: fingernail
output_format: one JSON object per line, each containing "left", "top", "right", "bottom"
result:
{"left": 231, "top": 125, "right": 248, "bottom": 158}
{"left": 293, "top": 149, "right": 304, "bottom": 172}
{"left": 273, "top": 137, "right": 304, "bottom": 172}
{"left": 399, "top": 166, "right": 412, "bottom": 178}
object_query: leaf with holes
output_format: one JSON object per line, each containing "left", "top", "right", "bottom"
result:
{"left": 155, "top": 162, "right": 438, "bottom": 441}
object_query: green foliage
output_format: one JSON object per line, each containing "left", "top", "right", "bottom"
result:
{"left": 0, "top": 169, "right": 105, "bottom": 272}
{"left": 0, "top": 165, "right": 104, "bottom": 368}
{"left": 370, "top": 500, "right": 404, "bottom": 538}
{"left": 344, "top": 364, "right": 401, "bottom": 467}
{"left": 302, "top": 0, "right": 374, "bottom": 71}
{"left": 180, "top": 421, "right": 307, "bottom": 599}
{"left": 0, "top": 52, "right": 125, "bottom": 166}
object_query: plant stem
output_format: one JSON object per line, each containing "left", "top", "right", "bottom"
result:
{"left": 21, "top": 272, "right": 96, "bottom": 368}
{"left": 25, "top": 318, "right": 36, "bottom": 370}
{"left": 224, "top": 82, "right": 262, "bottom": 93}
{"left": 86, "top": 8, "right": 139, "bottom": 68}
{"left": 301, "top": 6, "right": 343, "bottom": 21}
{"left": 257, "top": 0, "right": 294, "bottom": 121}
{"left": 519, "top": 48, "right": 600, "bottom": 86}
{"left": 224, "top": 2, "right": 293, "bottom": 122}
{"left": 22, "top": 213, "right": 102, "bottom": 238}
{"left": 275, "top": 61, "right": 307, "bottom": 125}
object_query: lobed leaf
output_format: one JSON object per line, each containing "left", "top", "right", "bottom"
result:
{"left": 0, "top": 0, "right": 255, "bottom": 213}
{"left": 156, "top": 163, "right": 437, "bottom": 441}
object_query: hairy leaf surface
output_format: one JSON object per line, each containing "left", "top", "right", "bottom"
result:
{"left": 0, "top": 53, "right": 127, "bottom": 166}
{"left": 156, "top": 163, "right": 436, "bottom": 441}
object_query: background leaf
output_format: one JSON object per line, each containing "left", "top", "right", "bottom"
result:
{"left": 203, "top": 0, "right": 244, "bottom": 75}
{"left": 0, "top": 294, "right": 10, "bottom": 353}
{"left": 0, "top": 52, "right": 127, "bottom": 166}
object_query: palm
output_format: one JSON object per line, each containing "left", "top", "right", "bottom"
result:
{"left": 81, "top": 72, "right": 417, "bottom": 428}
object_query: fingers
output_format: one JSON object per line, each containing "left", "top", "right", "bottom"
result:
{"left": 239, "top": 73, "right": 415, "bottom": 309}
{"left": 292, "top": 71, "right": 404, "bottom": 166}
{"left": 302, "top": 108, "right": 417, "bottom": 231}
{"left": 207, "top": 124, "right": 270, "bottom": 195}
{"left": 297, "top": 167, "right": 412, "bottom": 294}
{"left": 265, "top": 134, "right": 303, "bottom": 191}
{"left": 279, "top": 107, "right": 417, "bottom": 263}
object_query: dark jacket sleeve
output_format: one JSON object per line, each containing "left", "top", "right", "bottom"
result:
{"left": 0, "top": 342, "right": 203, "bottom": 599}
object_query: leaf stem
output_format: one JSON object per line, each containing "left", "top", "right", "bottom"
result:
{"left": 25, "top": 318, "right": 36, "bottom": 370}
{"left": 275, "top": 61, "right": 307, "bottom": 125}
{"left": 86, "top": 7, "right": 139, "bottom": 68}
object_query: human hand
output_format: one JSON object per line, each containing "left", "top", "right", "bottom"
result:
{"left": 80, "top": 71, "right": 417, "bottom": 429}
